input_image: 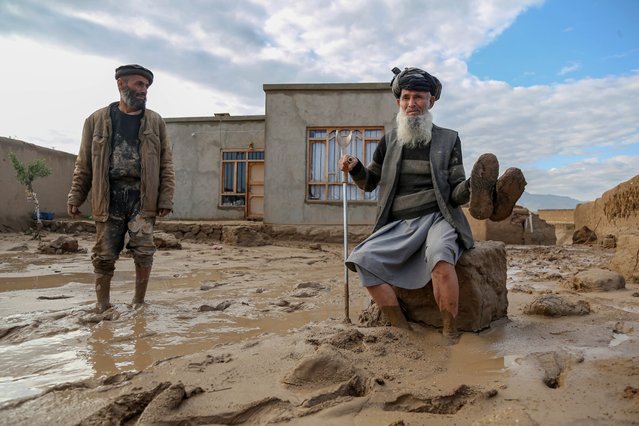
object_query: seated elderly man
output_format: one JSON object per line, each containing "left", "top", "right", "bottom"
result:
{"left": 339, "top": 67, "right": 525, "bottom": 339}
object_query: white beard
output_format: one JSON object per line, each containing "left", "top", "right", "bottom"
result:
{"left": 396, "top": 107, "right": 433, "bottom": 148}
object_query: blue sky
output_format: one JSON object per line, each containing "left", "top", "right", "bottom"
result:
{"left": 0, "top": 0, "right": 637, "bottom": 202}
{"left": 469, "top": 0, "right": 639, "bottom": 85}
{"left": 467, "top": 0, "right": 639, "bottom": 174}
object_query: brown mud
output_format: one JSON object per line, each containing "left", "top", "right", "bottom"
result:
{"left": 0, "top": 232, "right": 638, "bottom": 425}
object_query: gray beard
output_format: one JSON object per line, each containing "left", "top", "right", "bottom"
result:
{"left": 396, "top": 108, "right": 433, "bottom": 148}
{"left": 120, "top": 86, "right": 146, "bottom": 111}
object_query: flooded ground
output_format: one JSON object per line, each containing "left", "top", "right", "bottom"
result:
{"left": 0, "top": 232, "right": 369, "bottom": 405}
{"left": 0, "top": 232, "right": 638, "bottom": 425}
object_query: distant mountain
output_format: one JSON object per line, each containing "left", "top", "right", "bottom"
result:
{"left": 517, "top": 191, "right": 584, "bottom": 212}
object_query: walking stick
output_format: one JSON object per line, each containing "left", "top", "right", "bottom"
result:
{"left": 336, "top": 130, "right": 353, "bottom": 324}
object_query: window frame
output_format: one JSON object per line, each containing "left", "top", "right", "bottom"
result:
{"left": 306, "top": 127, "right": 383, "bottom": 204}
{"left": 220, "top": 149, "right": 264, "bottom": 208}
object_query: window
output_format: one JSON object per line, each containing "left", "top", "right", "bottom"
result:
{"left": 221, "top": 150, "right": 264, "bottom": 206}
{"left": 307, "top": 127, "right": 382, "bottom": 202}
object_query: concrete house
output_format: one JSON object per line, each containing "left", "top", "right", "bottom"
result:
{"left": 263, "top": 82, "right": 394, "bottom": 227}
{"left": 167, "top": 82, "right": 392, "bottom": 227}
{"left": 166, "top": 114, "right": 266, "bottom": 221}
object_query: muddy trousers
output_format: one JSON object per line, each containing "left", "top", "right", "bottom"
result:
{"left": 91, "top": 187, "right": 156, "bottom": 311}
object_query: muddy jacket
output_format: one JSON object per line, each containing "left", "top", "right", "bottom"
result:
{"left": 67, "top": 103, "right": 175, "bottom": 222}
{"left": 350, "top": 125, "right": 474, "bottom": 250}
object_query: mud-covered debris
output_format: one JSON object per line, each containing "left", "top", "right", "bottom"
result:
{"left": 37, "top": 295, "right": 72, "bottom": 300}
{"left": 198, "top": 301, "right": 232, "bottom": 312}
{"left": 568, "top": 268, "right": 625, "bottom": 292}
{"left": 38, "top": 236, "right": 83, "bottom": 254}
{"left": 154, "top": 232, "right": 182, "bottom": 250}
{"left": 613, "top": 321, "right": 634, "bottom": 334}
{"left": 296, "top": 281, "right": 325, "bottom": 290}
{"left": 200, "top": 281, "right": 227, "bottom": 290}
{"left": 327, "top": 329, "right": 365, "bottom": 350}
{"left": 383, "top": 384, "right": 497, "bottom": 414}
{"left": 523, "top": 295, "right": 590, "bottom": 317}
{"left": 572, "top": 226, "right": 597, "bottom": 245}
{"left": 78, "top": 382, "right": 171, "bottom": 425}
{"left": 290, "top": 289, "right": 318, "bottom": 298}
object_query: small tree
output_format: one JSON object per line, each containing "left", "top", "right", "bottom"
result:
{"left": 9, "top": 152, "right": 52, "bottom": 237}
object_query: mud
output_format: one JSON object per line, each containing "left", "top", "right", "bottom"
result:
{"left": 0, "top": 232, "right": 638, "bottom": 425}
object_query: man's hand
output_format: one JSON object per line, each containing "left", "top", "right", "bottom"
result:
{"left": 338, "top": 155, "right": 358, "bottom": 173}
{"left": 157, "top": 208, "right": 171, "bottom": 217}
{"left": 67, "top": 205, "right": 81, "bottom": 218}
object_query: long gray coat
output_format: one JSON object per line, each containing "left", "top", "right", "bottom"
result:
{"left": 351, "top": 124, "right": 474, "bottom": 250}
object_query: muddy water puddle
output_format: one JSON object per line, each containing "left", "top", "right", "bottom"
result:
{"left": 0, "top": 247, "right": 592, "bottom": 408}
{"left": 0, "top": 264, "right": 355, "bottom": 405}
{"left": 0, "top": 273, "right": 95, "bottom": 292}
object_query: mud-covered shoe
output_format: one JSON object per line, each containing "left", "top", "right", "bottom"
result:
{"left": 381, "top": 305, "right": 412, "bottom": 330}
{"left": 490, "top": 167, "right": 527, "bottom": 222}
{"left": 441, "top": 310, "right": 461, "bottom": 345}
{"left": 469, "top": 153, "right": 499, "bottom": 220}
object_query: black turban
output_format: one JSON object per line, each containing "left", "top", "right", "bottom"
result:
{"left": 390, "top": 67, "right": 441, "bottom": 100}
{"left": 115, "top": 64, "right": 154, "bottom": 85}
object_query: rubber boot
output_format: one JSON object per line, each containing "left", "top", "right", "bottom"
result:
{"left": 133, "top": 265, "right": 152, "bottom": 308}
{"left": 95, "top": 273, "right": 113, "bottom": 313}
{"left": 441, "top": 310, "right": 461, "bottom": 344}
{"left": 381, "top": 305, "right": 412, "bottom": 330}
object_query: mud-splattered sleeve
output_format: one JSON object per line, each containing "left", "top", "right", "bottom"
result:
{"left": 449, "top": 135, "right": 470, "bottom": 206}
{"left": 349, "top": 136, "right": 386, "bottom": 192}
{"left": 67, "top": 115, "right": 94, "bottom": 207}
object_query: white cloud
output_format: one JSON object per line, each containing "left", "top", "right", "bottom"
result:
{"left": 0, "top": 0, "right": 636, "bottom": 202}
{"left": 558, "top": 62, "right": 581, "bottom": 75}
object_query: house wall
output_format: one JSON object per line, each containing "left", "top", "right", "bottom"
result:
{"left": 0, "top": 137, "right": 76, "bottom": 231}
{"left": 263, "top": 83, "right": 395, "bottom": 226}
{"left": 165, "top": 115, "right": 265, "bottom": 220}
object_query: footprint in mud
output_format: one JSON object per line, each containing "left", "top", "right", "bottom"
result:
{"left": 282, "top": 345, "right": 358, "bottom": 391}
{"left": 383, "top": 384, "right": 497, "bottom": 414}
{"left": 526, "top": 350, "right": 584, "bottom": 388}
{"left": 282, "top": 345, "right": 371, "bottom": 408}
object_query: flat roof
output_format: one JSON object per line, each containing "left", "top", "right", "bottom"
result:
{"left": 165, "top": 114, "right": 265, "bottom": 123}
{"left": 263, "top": 82, "right": 388, "bottom": 92}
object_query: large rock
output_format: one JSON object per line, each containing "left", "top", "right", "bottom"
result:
{"left": 609, "top": 233, "right": 639, "bottom": 283}
{"left": 568, "top": 268, "right": 626, "bottom": 292}
{"left": 523, "top": 295, "right": 590, "bottom": 317}
{"left": 393, "top": 240, "right": 508, "bottom": 332}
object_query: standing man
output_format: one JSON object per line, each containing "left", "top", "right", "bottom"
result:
{"left": 339, "top": 67, "right": 525, "bottom": 338}
{"left": 68, "top": 64, "right": 175, "bottom": 313}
